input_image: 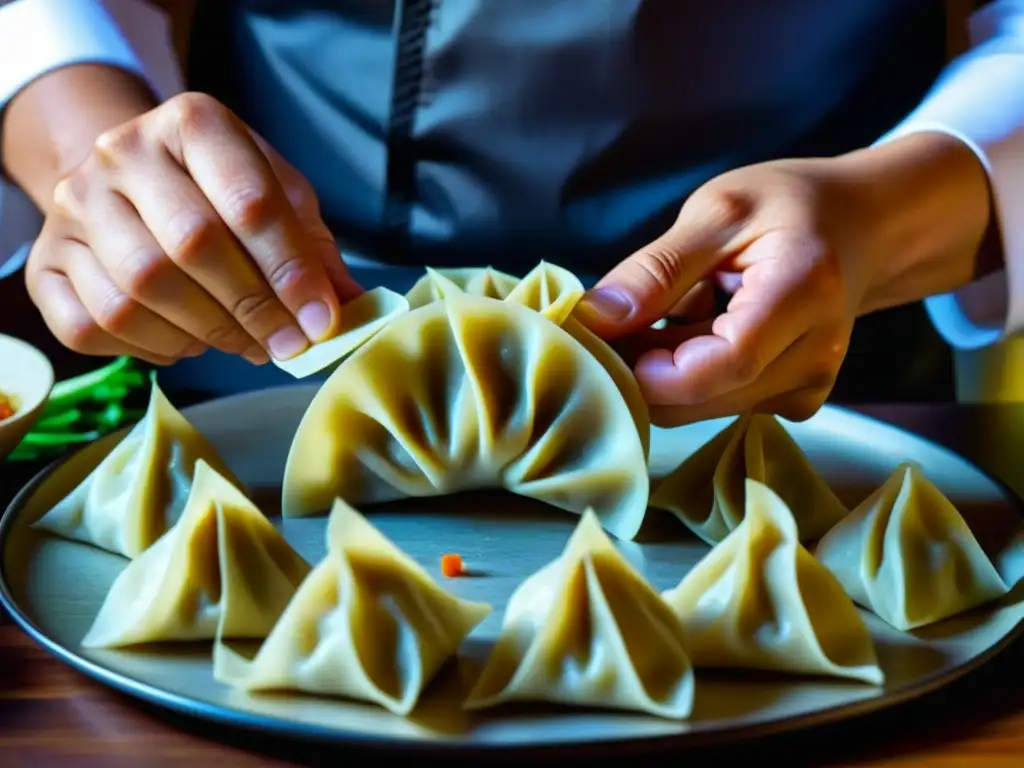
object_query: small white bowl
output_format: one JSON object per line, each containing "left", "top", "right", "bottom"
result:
{"left": 0, "top": 334, "right": 55, "bottom": 461}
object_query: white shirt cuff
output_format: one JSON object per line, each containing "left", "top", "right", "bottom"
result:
{"left": 877, "top": 1, "right": 1024, "bottom": 350}
{"left": 0, "top": 0, "right": 184, "bottom": 277}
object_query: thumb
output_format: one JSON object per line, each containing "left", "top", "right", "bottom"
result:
{"left": 574, "top": 193, "right": 748, "bottom": 339}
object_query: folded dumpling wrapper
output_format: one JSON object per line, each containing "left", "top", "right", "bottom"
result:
{"left": 664, "top": 479, "right": 884, "bottom": 685}
{"left": 272, "top": 287, "right": 410, "bottom": 378}
{"left": 651, "top": 413, "right": 847, "bottom": 545}
{"left": 214, "top": 499, "right": 491, "bottom": 716}
{"left": 282, "top": 292, "right": 650, "bottom": 540}
{"left": 82, "top": 461, "right": 310, "bottom": 648}
{"left": 32, "top": 382, "right": 242, "bottom": 558}
{"left": 465, "top": 509, "right": 695, "bottom": 719}
{"left": 815, "top": 463, "right": 1008, "bottom": 631}
{"left": 406, "top": 266, "right": 520, "bottom": 308}
{"left": 501, "top": 261, "right": 585, "bottom": 326}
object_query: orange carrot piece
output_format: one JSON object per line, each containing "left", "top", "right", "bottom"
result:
{"left": 440, "top": 553, "right": 464, "bottom": 578}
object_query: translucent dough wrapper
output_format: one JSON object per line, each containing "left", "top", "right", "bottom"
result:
{"left": 815, "top": 463, "right": 1008, "bottom": 631}
{"left": 466, "top": 509, "right": 695, "bottom": 719}
{"left": 213, "top": 499, "right": 491, "bottom": 716}
{"left": 664, "top": 479, "right": 884, "bottom": 686}
{"left": 651, "top": 413, "right": 847, "bottom": 545}
{"left": 33, "top": 381, "right": 242, "bottom": 558}
{"left": 406, "top": 266, "right": 520, "bottom": 309}
{"left": 282, "top": 292, "right": 651, "bottom": 540}
{"left": 272, "top": 288, "right": 410, "bottom": 379}
{"left": 82, "top": 460, "right": 310, "bottom": 648}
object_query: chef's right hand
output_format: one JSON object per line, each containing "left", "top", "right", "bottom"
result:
{"left": 25, "top": 92, "right": 363, "bottom": 366}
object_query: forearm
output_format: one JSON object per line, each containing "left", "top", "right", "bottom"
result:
{"left": 2, "top": 63, "right": 157, "bottom": 211}
{"left": 837, "top": 132, "right": 996, "bottom": 317}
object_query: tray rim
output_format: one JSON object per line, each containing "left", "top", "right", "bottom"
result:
{"left": 2, "top": 397, "right": 1023, "bottom": 757}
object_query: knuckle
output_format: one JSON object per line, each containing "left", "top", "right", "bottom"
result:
{"left": 168, "top": 92, "right": 224, "bottom": 136}
{"left": 61, "top": 317, "right": 104, "bottom": 355}
{"left": 95, "top": 288, "right": 138, "bottom": 334}
{"left": 219, "top": 183, "right": 276, "bottom": 234}
{"left": 262, "top": 256, "right": 309, "bottom": 296}
{"left": 117, "top": 246, "right": 172, "bottom": 300}
{"left": 93, "top": 122, "right": 145, "bottom": 167}
{"left": 634, "top": 247, "right": 684, "bottom": 293}
{"left": 51, "top": 170, "right": 90, "bottom": 218}
{"left": 202, "top": 324, "right": 251, "bottom": 353}
{"left": 230, "top": 289, "right": 280, "bottom": 328}
{"left": 163, "top": 211, "right": 220, "bottom": 266}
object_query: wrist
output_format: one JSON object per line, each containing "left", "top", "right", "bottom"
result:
{"left": 2, "top": 63, "right": 157, "bottom": 211}
{"left": 834, "top": 132, "right": 995, "bottom": 317}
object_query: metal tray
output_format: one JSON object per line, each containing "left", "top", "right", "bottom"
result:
{"left": 2, "top": 385, "right": 1023, "bottom": 756}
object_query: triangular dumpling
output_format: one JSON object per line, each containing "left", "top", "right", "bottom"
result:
{"left": 465, "top": 510, "right": 695, "bottom": 719}
{"left": 406, "top": 266, "right": 520, "bottom": 309}
{"left": 815, "top": 463, "right": 1008, "bottom": 631}
{"left": 81, "top": 461, "right": 310, "bottom": 648}
{"left": 650, "top": 413, "right": 847, "bottom": 545}
{"left": 32, "top": 381, "right": 243, "bottom": 558}
{"left": 664, "top": 479, "right": 884, "bottom": 685}
{"left": 502, "top": 261, "right": 585, "bottom": 325}
{"left": 213, "top": 499, "right": 491, "bottom": 716}
{"left": 273, "top": 287, "right": 410, "bottom": 378}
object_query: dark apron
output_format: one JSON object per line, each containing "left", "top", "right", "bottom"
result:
{"left": 165, "top": 0, "right": 955, "bottom": 403}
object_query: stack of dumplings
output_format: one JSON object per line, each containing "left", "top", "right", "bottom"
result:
{"left": 651, "top": 413, "right": 847, "bottom": 545}
{"left": 214, "top": 499, "right": 491, "bottom": 716}
{"left": 24, "top": 258, "right": 1021, "bottom": 730}
{"left": 282, "top": 261, "right": 651, "bottom": 541}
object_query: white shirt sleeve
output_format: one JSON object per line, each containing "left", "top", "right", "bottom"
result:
{"left": 0, "top": 0, "right": 184, "bottom": 278}
{"left": 877, "top": 0, "right": 1024, "bottom": 350}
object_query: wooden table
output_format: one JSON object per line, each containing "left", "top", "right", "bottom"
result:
{"left": 1, "top": 403, "right": 1022, "bottom": 767}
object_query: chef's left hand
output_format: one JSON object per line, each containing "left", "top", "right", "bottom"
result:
{"left": 574, "top": 134, "right": 994, "bottom": 426}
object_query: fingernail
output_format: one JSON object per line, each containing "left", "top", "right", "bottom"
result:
{"left": 297, "top": 300, "right": 333, "bottom": 341}
{"left": 267, "top": 326, "right": 308, "bottom": 360}
{"left": 578, "top": 288, "right": 634, "bottom": 322}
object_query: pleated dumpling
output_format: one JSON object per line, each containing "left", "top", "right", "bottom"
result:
{"left": 282, "top": 293, "right": 650, "bottom": 540}
{"left": 815, "top": 463, "right": 1008, "bottom": 631}
{"left": 664, "top": 479, "right": 884, "bottom": 685}
{"left": 273, "top": 288, "right": 410, "bottom": 378}
{"left": 33, "top": 381, "right": 242, "bottom": 558}
{"left": 82, "top": 461, "right": 310, "bottom": 648}
{"left": 465, "top": 510, "right": 695, "bottom": 719}
{"left": 650, "top": 413, "right": 847, "bottom": 545}
{"left": 502, "top": 261, "right": 585, "bottom": 326}
{"left": 406, "top": 266, "right": 519, "bottom": 308}
{"left": 214, "top": 499, "right": 491, "bottom": 716}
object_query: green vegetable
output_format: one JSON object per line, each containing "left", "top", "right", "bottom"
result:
{"left": 7, "top": 356, "right": 152, "bottom": 463}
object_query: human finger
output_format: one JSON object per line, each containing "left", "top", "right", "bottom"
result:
{"left": 156, "top": 95, "right": 346, "bottom": 345}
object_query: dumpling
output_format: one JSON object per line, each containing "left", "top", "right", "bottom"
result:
{"left": 32, "top": 381, "right": 242, "bottom": 558}
{"left": 406, "top": 266, "right": 519, "bottom": 308}
{"left": 82, "top": 460, "right": 310, "bottom": 648}
{"left": 465, "top": 510, "right": 695, "bottom": 719}
{"left": 213, "top": 498, "right": 491, "bottom": 716}
{"left": 561, "top": 317, "right": 651, "bottom": 458}
{"left": 650, "top": 413, "right": 847, "bottom": 545}
{"left": 814, "top": 463, "right": 1008, "bottom": 631}
{"left": 282, "top": 292, "right": 650, "bottom": 540}
{"left": 664, "top": 479, "right": 884, "bottom": 685}
{"left": 272, "top": 287, "right": 409, "bottom": 378}
{"left": 502, "top": 261, "right": 585, "bottom": 326}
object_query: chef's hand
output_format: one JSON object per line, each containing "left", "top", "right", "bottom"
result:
{"left": 26, "top": 92, "right": 362, "bottom": 366}
{"left": 576, "top": 133, "right": 994, "bottom": 426}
